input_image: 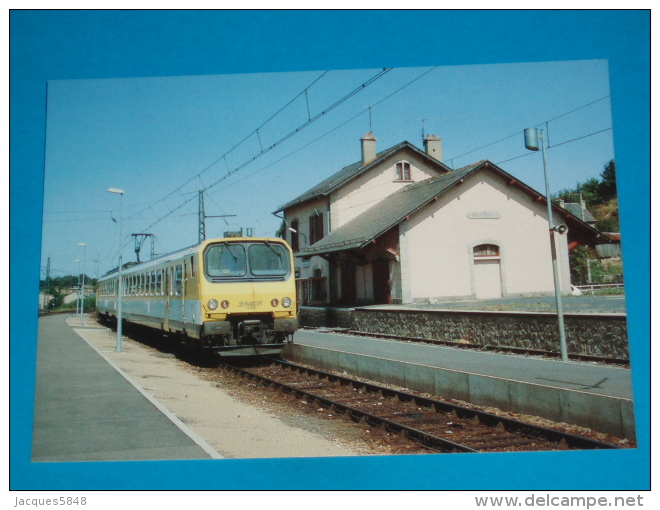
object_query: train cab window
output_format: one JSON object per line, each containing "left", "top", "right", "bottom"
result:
{"left": 248, "top": 243, "right": 289, "bottom": 276}
{"left": 205, "top": 243, "right": 246, "bottom": 277}
{"left": 190, "top": 256, "right": 196, "bottom": 277}
{"left": 173, "top": 265, "right": 183, "bottom": 295}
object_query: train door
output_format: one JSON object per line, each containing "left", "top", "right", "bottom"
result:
{"left": 182, "top": 257, "right": 197, "bottom": 324}
{"left": 163, "top": 267, "right": 170, "bottom": 331}
{"left": 172, "top": 264, "right": 184, "bottom": 325}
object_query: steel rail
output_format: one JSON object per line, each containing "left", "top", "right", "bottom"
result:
{"left": 221, "top": 362, "right": 477, "bottom": 453}
{"left": 225, "top": 359, "right": 621, "bottom": 452}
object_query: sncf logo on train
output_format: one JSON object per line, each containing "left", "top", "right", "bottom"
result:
{"left": 239, "top": 301, "right": 263, "bottom": 310}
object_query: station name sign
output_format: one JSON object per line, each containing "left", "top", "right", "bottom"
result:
{"left": 466, "top": 211, "right": 501, "bottom": 219}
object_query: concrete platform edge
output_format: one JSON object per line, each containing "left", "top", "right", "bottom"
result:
{"left": 284, "top": 343, "right": 635, "bottom": 440}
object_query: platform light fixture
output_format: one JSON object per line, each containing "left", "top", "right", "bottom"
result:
{"left": 523, "top": 128, "right": 568, "bottom": 362}
{"left": 74, "top": 258, "right": 81, "bottom": 318}
{"left": 77, "top": 243, "right": 87, "bottom": 326}
{"left": 108, "top": 188, "right": 125, "bottom": 353}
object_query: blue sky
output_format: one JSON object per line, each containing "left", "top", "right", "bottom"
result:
{"left": 12, "top": 10, "right": 649, "bottom": 492}
{"left": 41, "top": 60, "right": 614, "bottom": 278}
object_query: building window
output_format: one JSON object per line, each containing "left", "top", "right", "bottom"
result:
{"left": 474, "top": 244, "right": 500, "bottom": 257}
{"left": 290, "top": 219, "right": 299, "bottom": 251}
{"left": 395, "top": 161, "right": 411, "bottom": 181}
{"left": 309, "top": 212, "right": 324, "bottom": 245}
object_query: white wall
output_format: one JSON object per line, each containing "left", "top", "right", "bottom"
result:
{"left": 402, "top": 171, "right": 571, "bottom": 301}
{"left": 284, "top": 197, "right": 330, "bottom": 281}
{"left": 330, "top": 151, "right": 439, "bottom": 230}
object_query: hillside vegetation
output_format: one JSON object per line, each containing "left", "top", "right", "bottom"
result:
{"left": 555, "top": 159, "right": 619, "bottom": 232}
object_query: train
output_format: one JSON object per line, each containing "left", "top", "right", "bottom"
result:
{"left": 97, "top": 236, "right": 298, "bottom": 356}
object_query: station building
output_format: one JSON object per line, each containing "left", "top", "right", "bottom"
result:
{"left": 274, "top": 133, "right": 608, "bottom": 306}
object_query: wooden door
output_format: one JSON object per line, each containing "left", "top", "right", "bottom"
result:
{"left": 372, "top": 258, "right": 391, "bottom": 304}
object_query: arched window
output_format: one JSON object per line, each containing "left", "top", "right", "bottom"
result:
{"left": 395, "top": 161, "right": 411, "bottom": 181}
{"left": 473, "top": 244, "right": 500, "bottom": 257}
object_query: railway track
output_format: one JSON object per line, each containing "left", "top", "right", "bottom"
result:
{"left": 315, "top": 328, "right": 630, "bottom": 366}
{"left": 220, "top": 358, "right": 622, "bottom": 454}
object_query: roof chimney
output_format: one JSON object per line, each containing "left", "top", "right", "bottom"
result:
{"left": 360, "top": 132, "right": 377, "bottom": 166}
{"left": 424, "top": 134, "right": 442, "bottom": 162}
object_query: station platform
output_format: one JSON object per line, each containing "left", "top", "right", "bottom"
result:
{"left": 31, "top": 314, "right": 220, "bottom": 462}
{"left": 284, "top": 329, "right": 636, "bottom": 440}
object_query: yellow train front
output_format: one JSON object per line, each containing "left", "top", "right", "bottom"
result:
{"left": 197, "top": 237, "right": 298, "bottom": 355}
{"left": 97, "top": 237, "right": 298, "bottom": 356}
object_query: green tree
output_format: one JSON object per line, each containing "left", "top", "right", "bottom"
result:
{"left": 275, "top": 220, "right": 286, "bottom": 239}
{"left": 598, "top": 160, "right": 617, "bottom": 202}
{"left": 569, "top": 245, "right": 593, "bottom": 284}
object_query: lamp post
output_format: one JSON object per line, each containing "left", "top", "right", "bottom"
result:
{"left": 78, "top": 243, "right": 87, "bottom": 326}
{"left": 108, "top": 188, "right": 125, "bottom": 352}
{"left": 74, "top": 258, "right": 81, "bottom": 317}
{"left": 524, "top": 128, "right": 569, "bottom": 362}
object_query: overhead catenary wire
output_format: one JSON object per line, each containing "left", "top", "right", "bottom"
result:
{"left": 126, "top": 71, "right": 330, "bottom": 222}
{"left": 137, "top": 68, "right": 393, "bottom": 234}
{"left": 447, "top": 95, "right": 611, "bottom": 166}
{"left": 205, "top": 66, "right": 440, "bottom": 200}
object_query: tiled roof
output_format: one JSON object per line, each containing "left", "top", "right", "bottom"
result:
{"left": 274, "top": 141, "right": 451, "bottom": 212}
{"left": 561, "top": 203, "right": 596, "bottom": 223}
{"left": 299, "top": 162, "right": 483, "bottom": 256}
{"left": 298, "top": 159, "right": 609, "bottom": 257}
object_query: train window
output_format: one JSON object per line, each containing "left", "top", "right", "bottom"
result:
{"left": 174, "top": 265, "right": 183, "bottom": 295}
{"left": 205, "top": 243, "right": 246, "bottom": 277}
{"left": 191, "top": 256, "right": 196, "bottom": 277}
{"left": 249, "top": 243, "right": 289, "bottom": 276}
{"left": 156, "top": 269, "right": 163, "bottom": 295}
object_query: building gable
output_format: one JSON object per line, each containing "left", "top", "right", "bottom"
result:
{"left": 274, "top": 137, "right": 451, "bottom": 214}
{"left": 299, "top": 160, "right": 607, "bottom": 258}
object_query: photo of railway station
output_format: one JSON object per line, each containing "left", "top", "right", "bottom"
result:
{"left": 277, "top": 133, "right": 611, "bottom": 306}
{"left": 15, "top": 12, "right": 648, "bottom": 493}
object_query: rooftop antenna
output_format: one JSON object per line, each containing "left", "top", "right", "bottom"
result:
{"left": 411, "top": 117, "right": 438, "bottom": 141}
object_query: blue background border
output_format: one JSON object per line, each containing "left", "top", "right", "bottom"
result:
{"left": 10, "top": 10, "right": 650, "bottom": 490}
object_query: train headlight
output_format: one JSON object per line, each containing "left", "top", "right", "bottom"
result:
{"left": 282, "top": 297, "right": 292, "bottom": 308}
{"left": 221, "top": 300, "right": 230, "bottom": 309}
{"left": 207, "top": 299, "right": 219, "bottom": 311}
{"left": 271, "top": 299, "right": 279, "bottom": 307}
